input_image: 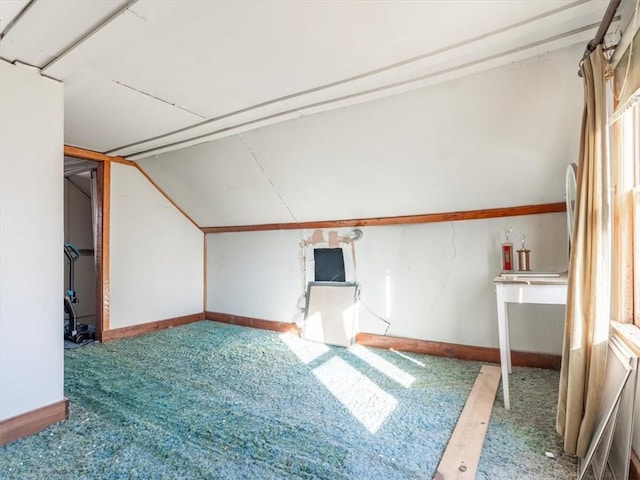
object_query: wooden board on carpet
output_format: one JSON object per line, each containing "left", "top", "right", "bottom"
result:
{"left": 433, "top": 364, "right": 501, "bottom": 480}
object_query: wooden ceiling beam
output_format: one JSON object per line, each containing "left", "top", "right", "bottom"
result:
{"left": 202, "top": 202, "right": 567, "bottom": 234}
{"left": 64, "top": 145, "right": 136, "bottom": 166}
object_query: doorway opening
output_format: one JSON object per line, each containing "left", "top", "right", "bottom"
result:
{"left": 63, "top": 156, "right": 106, "bottom": 344}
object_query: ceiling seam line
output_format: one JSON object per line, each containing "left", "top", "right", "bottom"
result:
{"left": 0, "top": 0, "right": 38, "bottom": 40}
{"left": 105, "top": 0, "right": 590, "bottom": 155}
{"left": 99, "top": 74, "right": 207, "bottom": 119}
{"left": 124, "top": 23, "right": 599, "bottom": 159}
{"left": 40, "top": 0, "right": 140, "bottom": 74}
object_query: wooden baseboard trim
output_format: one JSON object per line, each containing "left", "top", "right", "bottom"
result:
{"left": 102, "top": 312, "right": 205, "bottom": 342}
{"left": 356, "top": 333, "right": 562, "bottom": 369}
{"left": 0, "top": 398, "right": 68, "bottom": 446}
{"left": 205, "top": 311, "right": 300, "bottom": 334}
{"left": 202, "top": 315, "right": 559, "bottom": 368}
{"left": 631, "top": 450, "right": 640, "bottom": 480}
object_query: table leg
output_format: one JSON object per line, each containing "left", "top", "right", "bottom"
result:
{"left": 505, "top": 304, "right": 512, "bottom": 374}
{"left": 496, "top": 286, "right": 510, "bottom": 410}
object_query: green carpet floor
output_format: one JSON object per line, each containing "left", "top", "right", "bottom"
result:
{"left": 1, "top": 321, "right": 582, "bottom": 479}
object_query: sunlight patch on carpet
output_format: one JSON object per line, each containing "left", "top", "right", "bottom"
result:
{"left": 349, "top": 345, "right": 415, "bottom": 388}
{"left": 279, "top": 332, "right": 330, "bottom": 364}
{"left": 390, "top": 348, "right": 426, "bottom": 367}
{"left": 313, "top": 356, "right": 397, "bottom": 434}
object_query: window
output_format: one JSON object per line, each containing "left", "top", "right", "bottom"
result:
{"left": 612, "top": 98, "right": 640, "bottom": 327}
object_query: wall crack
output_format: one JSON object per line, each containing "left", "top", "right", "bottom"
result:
{"left": 101, "top": 73, "right": 207, "bottom": 119}
{"left": 429, "top": 221, "right": 457, "bottom": 311}
{"left": 238, "top": 133, "right": 299, "bottom": 225}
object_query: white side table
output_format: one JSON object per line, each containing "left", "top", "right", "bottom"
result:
{"left": 494, "top": 273, "right": 568, "bottom": 409}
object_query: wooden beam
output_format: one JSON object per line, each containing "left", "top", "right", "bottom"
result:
{"left": 64, "top": 145, "right": 135, "bottom": 166}
{"left": 202, "top": 202, "right": 566, "bottom": 234}
{"left": 65, "top": 147, "right": 564, "bottom": 238}
{"left": 356, "top": 333, "right": 562, "bottom": 370}
{"left": 134, "top": 164, "right": 200, "bottom": 229}
{"left": 0, "top": 399, "right": 68, "bottom": 446}
{"left": 68, "top": 145, "right": 201, "bottom": 229}
{"left": 203, "top": 235, "right": 208, "bottom": 312}
{"left": 433, "top": 365, "right": 501, "bottom": 480}
{"left": 95, "top": 161, "right": 111, "bottom": 338}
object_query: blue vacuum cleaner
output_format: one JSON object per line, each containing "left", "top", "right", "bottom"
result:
{"left": 64, "top": 243, "right": 95, "bottom": 344}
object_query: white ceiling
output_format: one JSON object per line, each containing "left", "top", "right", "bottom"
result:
{"left": 0, "top": 0, "right": 618, "bottom": 160}
{"left": 139, "top": 44, "right": 585, "bottom": 227}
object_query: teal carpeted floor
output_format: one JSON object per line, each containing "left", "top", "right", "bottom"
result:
{"left": 1, "top": 321, "right": 581, "bottom": 479}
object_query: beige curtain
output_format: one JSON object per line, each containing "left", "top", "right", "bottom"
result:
{"left": 556, "top": 46, "right": 611, "bottom": 457}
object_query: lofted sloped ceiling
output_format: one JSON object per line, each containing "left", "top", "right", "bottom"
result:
{"left": 136, "top": 43, "right": 587, "bottom": 227}
{"left": 0, "top": 0, "right": 617, "bottom": 161}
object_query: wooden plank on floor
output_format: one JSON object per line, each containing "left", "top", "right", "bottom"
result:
{"left": 433, "top": 365, "right": 501, "bottom": 480}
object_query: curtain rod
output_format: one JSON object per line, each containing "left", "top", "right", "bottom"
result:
{"left": 578, "top": 0, "right": 622, "bottom": 76}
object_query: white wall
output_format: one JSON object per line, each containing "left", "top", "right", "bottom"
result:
{"left": 201, "top": 43, "right": 582, "bottom": 353}
{"left": 64, "top": 177, "right": 96, "bottom": 325}
{"left": 0, "top": 61, "right": 64, "bottom": 420}
{"left": 207, "top": 230, "right": 303, "bottom": 321}
{"left": 109, "top": 164, "right": 203, "bottom": 329}
{"left": 208, "top": 212, "right": 567, "bottom": 352}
